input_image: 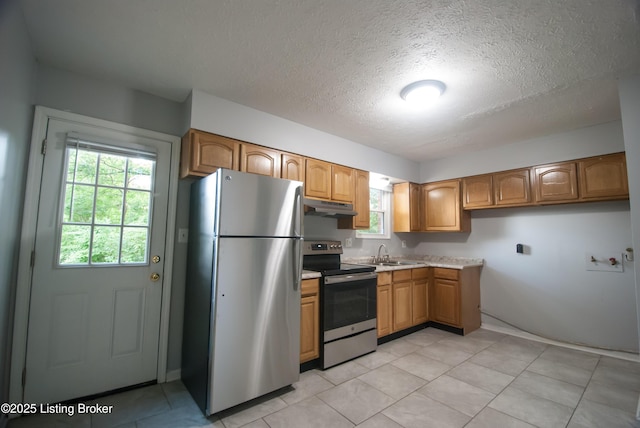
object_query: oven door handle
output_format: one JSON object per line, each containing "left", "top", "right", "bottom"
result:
{"left": 324, "top": 272, "right": 377, "bottom": 284}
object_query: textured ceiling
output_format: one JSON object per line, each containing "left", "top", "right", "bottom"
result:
{"left": 18, "top": 0, "right": 640, "bottom": 162}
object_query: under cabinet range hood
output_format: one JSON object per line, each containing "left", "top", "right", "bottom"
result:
{"left": 303, "top": 198, "right": 357, "bottom": 218}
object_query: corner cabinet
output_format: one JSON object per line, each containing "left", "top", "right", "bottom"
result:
{"left": 431, "top": 267, "right": 481, "bottom": 335}
{"left": 338, "top": 169, "right": 370, "bottom": 230}
{"left": 422, "top": 180, "right": 470, "bottom": 232}
{"left": 578, "top": 153, "right": 628, "bottom": 201}
{"left": 180, "top": 130, "right": 240, "bottom": 178}
{"left": 300, "top": 278, "right": 320, "bottom": 364}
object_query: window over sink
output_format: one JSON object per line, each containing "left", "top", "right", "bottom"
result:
{"left": 356, "top": 188, "right": 390, "bottom": 239}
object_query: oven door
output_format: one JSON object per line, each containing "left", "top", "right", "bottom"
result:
{"left": 322, "top": 271, "right": 377, "bottom": 342}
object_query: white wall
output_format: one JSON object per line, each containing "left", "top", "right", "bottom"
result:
{"left": 416, "top": 122, "right": 637, "bottom": 352}
{"left": 190, "top": 90, "right": 420, "bottom": 182}
{"left": 0, "top": 0, "right": 37, "bottom": 422}
{"left": 618, "top": 76, "right": 640, "bottom": 352}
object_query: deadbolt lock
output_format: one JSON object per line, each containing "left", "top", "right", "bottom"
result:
{"left": 152, "top": 255, "right": 161, "bottom": 264}
{"left": 150, "top": 273, "right": 160, "bottom": 282}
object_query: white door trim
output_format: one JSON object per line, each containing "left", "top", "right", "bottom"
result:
{"left": 10, "top": 106, "right": 180, "bottom": 405}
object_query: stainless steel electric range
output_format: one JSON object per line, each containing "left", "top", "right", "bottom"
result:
{"left": 302, "top": 240, "right": 377, "bottom": 369}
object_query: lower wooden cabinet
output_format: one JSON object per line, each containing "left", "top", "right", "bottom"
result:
{"left": 411, "top": 268, "right": 429, "bottom": 325}
{"left": 430, "top": 267, "right": 481, "bottom": 334}
{"left": 392, "top": 274, "right": 413, "bottom": 332}
{"left": 376, "top": 272, "right": 392, "bottom": 338}
{"left": 300, "top": 278, "right": 320, "bottom": 363}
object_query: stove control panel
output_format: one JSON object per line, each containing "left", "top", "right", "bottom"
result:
{"left": 303, "top": 240, "right": 343, "bottom": 255}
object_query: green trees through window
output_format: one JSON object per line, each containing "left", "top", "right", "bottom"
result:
{"left": 59, "top": 146, "right": 155, "bottom": 266}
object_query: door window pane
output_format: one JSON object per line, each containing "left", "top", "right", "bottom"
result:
{"left": 58, "top": 144, "right": 156, "bottom": 266}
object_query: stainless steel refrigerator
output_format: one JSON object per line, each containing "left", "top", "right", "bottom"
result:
{"left": 182, "top": 168, "right": 303, "bottom": 416}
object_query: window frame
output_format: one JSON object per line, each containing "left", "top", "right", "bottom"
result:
{"left": 356, "top": 186, "right": 391, "bottom": 240}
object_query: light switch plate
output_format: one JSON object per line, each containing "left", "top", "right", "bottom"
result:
{"left": 345, "top": 238, "right": 352, "bottom": 248}
{"left": 585, "top": 253, "right": 624, "bottom": 272}
{"left": 178, "top": 228, "right": 189, "bottom": 244}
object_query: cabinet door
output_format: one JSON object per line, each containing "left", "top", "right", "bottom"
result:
{"left": 393, "top": 182, "right": 422, "bottom": 232}
{"left": 240, "top": 143, "right": 281, "bottom": 177}
{"left": 422, "top": 180, "right": 470, "bottom": 232}
{"left": 331, "top": 165, "right": 355, "bottom": 203}
{"left": 392, "top": 281, "right": 412, "bottom": 332}
{"left": 338, "top": 169, "right": 370, "bottom": 230}
{"left": 181, "top": 130, "right": 239, "bottom": 178}
{"left": 305, "top": 158, "right": 331, "bottom": 200}
{"left": 281, "top": 153, "right": 305, "bottom": 182}
{"left": 493, "top": 169, "right": 532, "bottom": 206}
{"left": 432, "top": 277, "right": 460, "bottom": 327}
{"left": 533, "top": 162, "right": 578, "bottom": 203}
{"left": 462, "top": 175, "right": 493, "bottom": 209}
{"left": 300, "top": 279, "right": 319, "bottom": 363}
{"left": 377, "top": 284, "right": 392, "bottom": 338}
{"left": 411, "top": 279, "right": 428, "bottom": 325}
{"left": 578, "top": 153, "right": 628, "bottom": 200}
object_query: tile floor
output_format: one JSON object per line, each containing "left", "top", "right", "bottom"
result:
{"left": 8, "top": 327, "right": 640, "bottom": 428}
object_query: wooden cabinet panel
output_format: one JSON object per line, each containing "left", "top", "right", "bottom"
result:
{"left": 493, "top": 169, "right": 532, "bottom": 206}
{"left": 331, "top": 165, "right": 355, "bottom": 203}
{"left": 578, "top": 153, "right": 628, "bottom": 200}
{"left": 393, "top": 182, "right": 422, "bottom": 232}
{"left": 462, "top": 175, "right": 493, "bottom": 209}
{"left": 281, "top": 153, "right": 304, "bottom": 182}
{"left": 432, "top": 277, "right": 460, "bottom": 326}
{"left": 412, "top": 278, "right": 428, "bottom": 325}
{"left": 377, "top": 284, "right": 392, "bottom": 338}
{"left": 533, "top": 162, "right": 578, "bottom": 203}
{"left": 240, "top": 143, "right": 281, "bottom": 177}
{"left": 422, "top": 180, "right": 470, "bottom": 232}
{"left": 392, "top": 281, "right": 412, "bottom": 332}
{"left": 305, "top": 158, "right": 332, "bottom": 199}
{"left": 338, "top": 169, "right": 370, "bottom": 230}
{"left": 300, "top": 278, "right": 319, "bottom": 363}
{"left": 180, "top": 130, "right": 239, "bottom": 178}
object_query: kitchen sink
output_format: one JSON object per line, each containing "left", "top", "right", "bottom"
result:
{"left": 369, "top": 260, "right": 423, "bottom": 266}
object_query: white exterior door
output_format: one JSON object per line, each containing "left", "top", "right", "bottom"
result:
{"left": 24, "top": 116, "right": 172, "bottom": 404}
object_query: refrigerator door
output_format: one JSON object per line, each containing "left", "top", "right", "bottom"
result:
{"left": 208, "top": 236, "right": 301, "bottom": 415}
{"left": 217, "top": 169, "right": 303, "bottom": 238}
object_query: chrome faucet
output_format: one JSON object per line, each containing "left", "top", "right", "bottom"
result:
{"left": 376, "top": 244, "right": 390, "bottom": 263}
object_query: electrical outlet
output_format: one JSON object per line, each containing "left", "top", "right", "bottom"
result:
{"left": 401, "top": 240, "right": 407, "bottom": 248}
{"left": 178, "top": 228, "right": 189, "bottom": 244}
{"left": 345, "top": 238, "right": 352, "bottom": 248}
{"left": 585, "top": 252, "right": 624, "bottom": 272}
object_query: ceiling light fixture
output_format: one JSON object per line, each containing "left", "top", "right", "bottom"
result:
{"left": 400, "top": 80, "right": 446, "bottom": 106}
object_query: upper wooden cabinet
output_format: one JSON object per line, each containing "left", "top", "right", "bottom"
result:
{"left": 494, "top": 169, "right": 532, "bottom": 206}
{"left": 305, "top": 158, "right": 332, "bottom": 200}
{"left": 240, "top": 143, "right": 281, "bottom": 178}
{"left": 533, "top": 162, "right": 578, "bottom": 204}
{"left": 422, "top": 180, "right": 470, "bottom": 232}
{"left": 304, "top": 158, "right": 356, "bottom": 204}
{"left": 462, "top": 175, "right": 493, "bottom": 209}
{"left": 393, "top": 182, "right": 422, "bottom": 232}
{"left": 578, "top": 153, "right": 628, "bottom": 201}
{"left": 331, "top": 165, "right": 355, "bottom": 203}
{"left": 338, "top": 169, "right": 370, "bottom": 230}
{"left": 281, "top": 153, "right": 304, "bottom": 182}
{"left": 180, "top": 130, "right": 240, "bottom": 178}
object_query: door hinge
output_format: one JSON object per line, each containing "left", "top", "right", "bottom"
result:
{"left": 30, "top": 251, "right": 35, "bottom": 267}
{"left": 21, "top": 367, "right": 26, "bottom": 387}
{"left": 41, "top": 139, "right": 47, "bottom": 155}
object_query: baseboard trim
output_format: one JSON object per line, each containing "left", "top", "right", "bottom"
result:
{"left": 165, "top": 369, "right": 181, "bottom": 383}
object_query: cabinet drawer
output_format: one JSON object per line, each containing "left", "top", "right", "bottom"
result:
{"left": 433, "top": 268, "right": 458, "bottom": 280}
{"left": 377, "top": 271, "right": 392, "bottom": 285}
{"left": 301, "top": 278, "right": 319, "bottom": 296}
{"left": 392, "top": 269, "right": 412, "bottom": 282}
{"left": 411, "top": 268, "right": 429, "bottom": 280}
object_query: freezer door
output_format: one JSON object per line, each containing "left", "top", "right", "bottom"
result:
{"left": 208, "top": 237, "right": 301, "bottom": 414}
{"left": 217, "top": 169, "right": 303, "bottom": 238}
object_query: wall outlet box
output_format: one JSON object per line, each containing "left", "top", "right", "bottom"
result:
{"left": 585, "top": 252, "right": 624, "bottom": 272}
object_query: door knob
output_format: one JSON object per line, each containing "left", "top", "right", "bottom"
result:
{"left": 152, "top": 255, "right": 161, "bottom": 264}
{"left": 150, "top": 273, "right": 160, "bottom": 282}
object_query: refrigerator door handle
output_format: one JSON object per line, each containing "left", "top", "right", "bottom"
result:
{"left": 294, "top": 185, "right": 303, "bottom": 237}
{"left": 293, "top": 239, "right": 302, "bottom": 291}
